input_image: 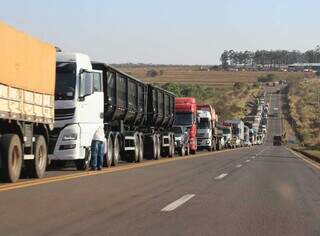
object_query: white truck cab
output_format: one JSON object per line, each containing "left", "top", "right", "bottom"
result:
{"left": 196, "top": 110, "right": 214, "bottom": 150}
{"left": 49, "top": 52, "right": 104, "bottom": 170}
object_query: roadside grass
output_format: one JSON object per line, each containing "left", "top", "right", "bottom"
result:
{"left": 287, "top": 78, "right": 320, "bottom": 146}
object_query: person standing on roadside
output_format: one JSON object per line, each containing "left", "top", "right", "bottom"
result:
{"left": 90, "top": 126, "right": 105, "bottom": 171}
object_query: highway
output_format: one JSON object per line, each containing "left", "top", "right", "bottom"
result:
{"left": 0, "top": 87, "right": 319, "bottom": 236}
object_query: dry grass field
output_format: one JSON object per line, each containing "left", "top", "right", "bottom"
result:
{"left": 116, "top": 65, "right": 308, "bottom": 87}
{"left": 287, "top": 78, "right": 320, "bottom": 146}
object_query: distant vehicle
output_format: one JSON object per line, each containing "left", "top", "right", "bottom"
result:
{"left": 273, "top": 135, "right": 282, "bottom": 146}
{"left": 172, "top": 126, "right": 190, "bottom": 156}
{"left": 175, "top": 98, "right": 197, "bottom": 154}
{"left": 222, "top": 126, "right": 234, "bottom": 148}
{"left": 223, "top": 120, "right": 245, "bottom": 147}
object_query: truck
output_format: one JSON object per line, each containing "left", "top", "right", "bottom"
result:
{"left": 221, "top": 124, "right": 237, "bottom": 149}
{"left": 223, "top": 120, "right": 245, "bottom": 147}
{"left": 0, "top": 22, "right": 55, "bottom": 182}
{"left": 49, "top": 54, "right": 176, "bottom": 169}
{"left": 174, "top": 98, "right": 197, "bottom": 154}
{"left": 196, "top": 104, "right": 220, "bottom": 151}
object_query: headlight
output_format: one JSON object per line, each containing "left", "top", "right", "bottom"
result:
{"left": 62, "top": 133, "right": 78, "bottom": 141}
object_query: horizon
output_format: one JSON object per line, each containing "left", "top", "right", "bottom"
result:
{"left": 1, "top": 0, "right": 320, "bottom": 65}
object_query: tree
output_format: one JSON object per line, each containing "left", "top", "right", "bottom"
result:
{"left": 220, "top": 50, "right": 229, "bottom": 69}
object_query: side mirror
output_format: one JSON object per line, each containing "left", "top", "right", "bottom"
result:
{"left": 79, "top": 71, "right": 93, "bottom": 99}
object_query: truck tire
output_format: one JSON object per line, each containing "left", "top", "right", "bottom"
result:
{"left": 137, "top": 134, "right": 143, "bottom": 162}
{"left": 26, "top": 135, "right": 47, "bottom": 178}
{"left": 112, "top": 134, "right": 120, "bottom": 166}
{"left": 104, "top": 136, "right": 113, "bottom": 168}
{"left": 75, "top": 148, "right": 90, "bottom": 171}
{"left": 0, "top": 134, "right": 23, "bottom": 183}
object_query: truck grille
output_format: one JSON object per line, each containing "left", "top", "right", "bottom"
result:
{"left": 55, "top": 108, "right": 75, "bottom": 121}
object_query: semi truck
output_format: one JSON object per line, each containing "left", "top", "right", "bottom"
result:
{"left": 0, "top": 22, "right": 55, "bottom": 182}
{"left": 174, "top": 98, "right": 197, "bottom": 154}
{"left": 196, "top": 104, "right": 220, "bottom": 151}
{"left": 49, "top": 53, "right": 176, "bottom": 169}
{"left": 223, "top": 120, "right": 245, "bottom": 147}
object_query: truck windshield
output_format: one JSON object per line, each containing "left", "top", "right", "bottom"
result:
{"left": 223, "top": 128, "right": 231, "bottom": 134}
{"left": 172, "top": 127, "right": 183, "bottom": 135}
{"left": 55, "top": 62, "right": 77, "bottom": 100}
{"left": 174, "top": 112, "right": 193, "bottom": 125}
{"left": 198, "top": 119, "right": 211, "bottom": 128}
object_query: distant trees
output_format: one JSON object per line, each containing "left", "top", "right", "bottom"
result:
{"left": 220, "top": 46, "right": 320, "bottom": 68}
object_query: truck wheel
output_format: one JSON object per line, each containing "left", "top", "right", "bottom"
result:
{"left": 26, "top": 135, "right": 47, "bottom": 178}
{"left": 137, "top": 135, "right": 143, "bottom": 162}
{"left": 75, "top": 148, "right": 90, "bottom": 170}
{"left": 0, "top": 134, "right": 23, "bottom": 183}
{"left": 104, "top": 136, "right": 113, "bottom": 167}
{"left": 112, "top": 134, "right": 120, "bottom": 166}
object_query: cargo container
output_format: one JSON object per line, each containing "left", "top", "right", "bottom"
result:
{"left": 0, "top": 22, "right": 55, "bottom": 182}
{"left": 174, "top": 98, "right": 197, "bottom": 154}
{"left": 49, "top": 54, "right": 176, "bottom": 169}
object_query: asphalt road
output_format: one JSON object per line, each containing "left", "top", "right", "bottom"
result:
{"left": 0, "top": 86, "right": 319, "bottom": 236}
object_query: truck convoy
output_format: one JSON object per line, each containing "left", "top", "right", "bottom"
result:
{"left": 174, "top": 98, "right": 197, "bottom": 154}
{"left": 49, "top": 53, "right": 176, "bottom": 169}
{"left": 0, "top": 21, "right": 269, "bottom": 183}
{"left": 0, "top": 22, "right": 55, "bottom": 182}
{"left": 196, "top": 104, "right": 220, "bottom": 151}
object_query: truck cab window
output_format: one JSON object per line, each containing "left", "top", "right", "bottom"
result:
{"left": 93, "top": 73, "right": 102, "bottom": 92}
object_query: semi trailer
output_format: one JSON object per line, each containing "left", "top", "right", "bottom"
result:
{"left": 174, "top": 98, "right": 197, "bottom": 154}
{"left": 49, "top": 53, "right": 176, "bottom": 169}
{"left": 0, "top": 22, "right": 55, "bottom": 182}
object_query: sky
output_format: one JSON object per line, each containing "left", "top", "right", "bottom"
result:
{"left": 1, "top": 0, "right": 319, "bottom": 65}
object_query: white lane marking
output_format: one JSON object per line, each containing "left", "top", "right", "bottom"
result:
{"left": 161, "top": 194, "right": 195, "bottom": 212}
{"left": 214, "top": 173, "right": 228, "bottom": 180}
{"left": 236, "top": 164, "right": 242, "bottom": 168}
{"left": 245, "top": 159, "right": 251, "bottom": 163}
{"left": 252, "top": 156, "right": 256, "bottom": 159}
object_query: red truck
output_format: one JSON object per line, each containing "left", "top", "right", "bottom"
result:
{"left": 174, "top": 97, "right": 197, "bottom": 154}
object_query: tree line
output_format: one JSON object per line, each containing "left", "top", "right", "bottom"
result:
{"left": 220, "top": 46, "right": 320, "bottom": 68}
